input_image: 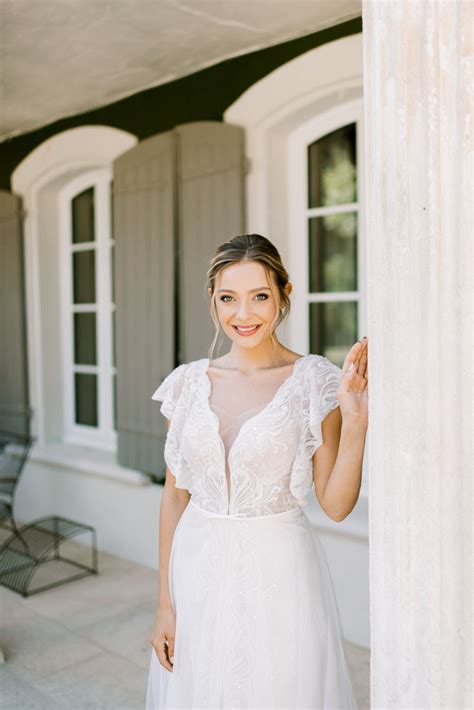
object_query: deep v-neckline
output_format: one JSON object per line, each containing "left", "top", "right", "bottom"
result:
{"left": 201, "top": 355, "right": 309, "bottom": 510}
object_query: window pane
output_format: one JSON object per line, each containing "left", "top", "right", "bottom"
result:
{"left": 308, "top": 212, "right": 357, "bottom": 292}
{"left": 75, "top": 373, "right": 98, "bottom": 426}
{"left": 74, "top": 313, "right": 96, "bottom": 365}
{"left": 309, "top": 301, "right": 357, "bottom": 366}
{"left": 73, "top": 250, "right": 96, "bottom": 303}
{"left": 308, "top": 124, "right": 356, "bottom": 208}
{"left": 72, "top": 187, "right": 95, "bottom": 244}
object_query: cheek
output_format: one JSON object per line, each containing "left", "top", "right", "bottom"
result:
{"left": 216, "top": 302, "right": 233, "bottom": 321}
{"left": 259, "top": 300, "right": 277, "bottom": 320}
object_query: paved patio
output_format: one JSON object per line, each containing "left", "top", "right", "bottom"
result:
{"left": 0, "top": 535, "right": 370, "bottom": 709}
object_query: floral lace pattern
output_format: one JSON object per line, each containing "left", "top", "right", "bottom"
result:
{"left": 151, "top": 353, "right": 342, "bottom": 517}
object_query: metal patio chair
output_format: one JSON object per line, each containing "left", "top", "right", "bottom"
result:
{"left": 0, "top": 431, "right": 98, "bottom": 597}
{"left": 0, "top": 430, "right": 35, "bottom": 541}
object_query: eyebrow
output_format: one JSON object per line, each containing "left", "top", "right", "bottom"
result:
{"left": 217, "top": 287, "right": 272, "bottom": 293}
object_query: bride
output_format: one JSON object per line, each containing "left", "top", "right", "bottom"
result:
{"left": 146, "top": 233, "right": 368, "bottom": 708}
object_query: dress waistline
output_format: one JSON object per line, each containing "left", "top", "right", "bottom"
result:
{"left": 188, "top": 498, "right": 304, "bottom": 521}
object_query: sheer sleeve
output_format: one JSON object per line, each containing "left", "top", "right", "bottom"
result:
{"left": 289, "top": 355, "right": 342, "bottom": 507}
{"left": 306, "top": 355, "right": 342, "bottom": 458}
{"left": 151, "top": 362, "right": 193, "bottom": 490}
{"left": 151, "top": 362, "right": 188, "bottom": 421}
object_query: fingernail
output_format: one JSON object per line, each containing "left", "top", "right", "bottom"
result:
{"left": 170, "top": 656, "right": 174, "bottom": 663}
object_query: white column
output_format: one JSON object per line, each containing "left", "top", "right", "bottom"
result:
{"left": 362, "top": 1, "right": 473, "bottom": 707}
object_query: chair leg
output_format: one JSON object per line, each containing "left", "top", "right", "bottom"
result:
{"left": 4, "top": 516, "right": 33, "bottom": 557}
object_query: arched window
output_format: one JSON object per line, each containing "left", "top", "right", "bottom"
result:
{"left": 59, "top": 169, "right": 116, "bottom": 449}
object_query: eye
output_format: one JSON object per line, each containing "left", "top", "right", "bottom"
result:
{"left": 219, "top": 293, "right": 269, "bottom": 302}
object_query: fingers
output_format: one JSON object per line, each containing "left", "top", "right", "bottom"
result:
{"left": 151, "top": 634, "right": 174, "bottom": 672}
{"left": 354, "top": 338, "right": 368, "bottom": 391}
{"left": 342, "top": 343, "right": 360, "bottom": 376}
{"left": 355, "top": 337, "right": 368, "bottom": 367}
{"left": 358, "top": 339, "right": 368, "bottom": 379}
{"left": 342, "top": 337, "right": 368, "bottom": 378}
{"left": 354, "top": 338, "right": 368, "bottom": 371}
{"left": 168, "top": 639, "right": 175, "bottom": 665}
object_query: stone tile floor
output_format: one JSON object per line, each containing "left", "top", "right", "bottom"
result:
{"left": 0, "top": 536, "right": 370, "bottom": 709}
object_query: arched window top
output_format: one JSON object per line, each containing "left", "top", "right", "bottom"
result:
{"left": 12, "top": 125, "right": 136, "bottom": 197}
{"left": 225, "top": 34, "right": 362, "bottom": 130}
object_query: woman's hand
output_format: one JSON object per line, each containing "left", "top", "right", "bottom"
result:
{"left": 150, "top": 603, "right": 176, "bottom": 672}
{"left": 338, "top": 336, "right": 368, "bottom": 427}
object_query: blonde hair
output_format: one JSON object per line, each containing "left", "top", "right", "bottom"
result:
{"left": 206, "top": 234, "right": 291, "bottom": 361}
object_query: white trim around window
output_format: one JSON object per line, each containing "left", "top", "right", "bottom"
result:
{"left": 287, "top": 99, "right": 366, "bottom": 350}
{"left": 59, "top": 169, "right": 117, "bottom": 450}
{"left": 11, "top": 126, "right": 136, "bottom": 452}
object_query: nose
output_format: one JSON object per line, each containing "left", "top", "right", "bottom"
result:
{"left": 235, "top": 300, "right": 252, "bottom": 319}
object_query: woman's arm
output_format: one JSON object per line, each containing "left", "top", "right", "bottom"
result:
{"left": 151, "top": 420, "right": 190, "bottom": 672}
{"left": 158, "top": 423, "right": 191, "bottom": 608}
{"left": 313, "top": 408, "right": 366, "bottom": 521}
{"left": 312, "top": 338, "right": 369, "bottom": 522}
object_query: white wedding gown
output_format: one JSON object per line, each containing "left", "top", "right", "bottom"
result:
{"left": 146, "top": 354, "right": 358, "bottom": 709}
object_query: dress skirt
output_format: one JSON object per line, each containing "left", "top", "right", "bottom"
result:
{"left": 146, "top": 499, "right": 358, "bottom": 709}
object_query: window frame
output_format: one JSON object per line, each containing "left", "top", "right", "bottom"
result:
{"left": 59, "top": 168, "right": 116, "bottom": 450}
{"left": 288, "top": 100, "right": 366, "bottom": 352}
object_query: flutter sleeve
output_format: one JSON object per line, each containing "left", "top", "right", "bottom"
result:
{"left": 151, "top": 362, "right": 193, "bottom": 489}
{"left": 151, "top": 362, "right": 189, "bottom": 421}
{"left": 289, "top": 355, "right": 342, "bottom": 506}
{"left": 306, "top": 355, "right": 342, "bottom": 458}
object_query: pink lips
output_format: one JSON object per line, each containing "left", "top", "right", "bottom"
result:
{"left": 232, "top": 324, "right": 262, "bottom": 337}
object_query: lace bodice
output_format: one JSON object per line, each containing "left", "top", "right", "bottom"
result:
{"left": 151, "top": 354, "right": 342, "bottom": 517}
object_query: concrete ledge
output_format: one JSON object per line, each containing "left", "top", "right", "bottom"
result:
{"left": 29, "top": 443, "right": 152, "bottom": 488}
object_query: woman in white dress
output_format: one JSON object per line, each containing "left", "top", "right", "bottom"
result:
{"left": 146, "top": 234, "right": 368, "bottom": 709}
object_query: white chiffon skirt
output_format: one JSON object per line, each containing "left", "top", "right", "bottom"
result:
{"left": 146, "top": 498, "right": 358, "bottom": 709}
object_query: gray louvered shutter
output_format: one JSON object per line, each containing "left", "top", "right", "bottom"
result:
{"left": 113, "top": 123, "right": 246, "bottom": 477}
{"left": 112, "top": 133, "right": 176, "bottom": 476}
{"left": 0, "top": 191, "right": 30, "bottom": 435}
{"left": 175, "top": 122, "right": 245, "bottom": 362}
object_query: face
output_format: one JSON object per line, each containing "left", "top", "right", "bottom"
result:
{"left": 210, "top": 260, "right": 287, "bottom": 347}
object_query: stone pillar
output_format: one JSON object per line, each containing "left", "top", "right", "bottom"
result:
{"left": 362, "top": 1, "right": 473, "bottom": 707}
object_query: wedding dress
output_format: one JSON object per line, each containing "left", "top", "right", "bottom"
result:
{"left": 145, "top": 353, "right": 358, "bottom": 709}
